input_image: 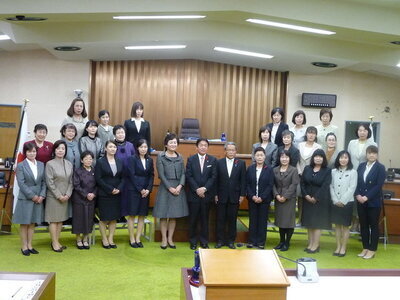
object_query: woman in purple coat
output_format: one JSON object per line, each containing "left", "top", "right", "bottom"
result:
{"left": 125, "top": 139, "right": 154, "bottom": 248}
{"left": 113, "top": 125, "right": 136, "bottom": 218}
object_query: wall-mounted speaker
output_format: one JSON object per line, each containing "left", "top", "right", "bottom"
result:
{"left": 302, "top": 93, "right": 337, "bottom": 108}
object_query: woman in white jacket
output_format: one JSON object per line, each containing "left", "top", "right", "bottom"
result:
{"left": 330, "top": 150, "right": 357, "bottom": 257}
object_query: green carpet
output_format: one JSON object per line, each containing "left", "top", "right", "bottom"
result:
{"left": 1, "top": 218, "right": 399, "bottom": 300}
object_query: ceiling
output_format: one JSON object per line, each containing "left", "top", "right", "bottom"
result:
{"left": 1, "top": 0, "right": 400, "bottom": 78}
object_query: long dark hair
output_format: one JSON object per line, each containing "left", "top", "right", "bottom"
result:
{"left": 309, "top": 149, "right": 327, "bottom": 168}
{"left": 67, "top": 98, "right": 88, "bottom": 118}
{"left": 82, "top": 120, "right": 99, "bottom": 137}
{"left": 334, "top": 150, "right": 353, "bottom": 170}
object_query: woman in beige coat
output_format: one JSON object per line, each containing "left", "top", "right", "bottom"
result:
{"left": 45, "top": 140, "right": 73, "bottom": 252}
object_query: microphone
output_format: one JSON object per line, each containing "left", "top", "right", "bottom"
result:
{"left": 278, "top": 254, "right": 307, "bottom": 276}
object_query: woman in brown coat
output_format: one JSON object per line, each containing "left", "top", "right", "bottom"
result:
{"left": 273, "top": 149, "right": 300, "bottom": 251}
{"left": 71, "top": 151, "right": 97, "bottom": 250}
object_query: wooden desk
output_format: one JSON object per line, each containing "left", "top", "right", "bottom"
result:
{"left": 384, "top": 179, "right": 400, "bottom": 198}
{"left": 197, "top": 249, "right": 289, "bottom": 300}
{"left": 384, "top": 198, "right": 400, "bottom": 243}
{"left": 0, "top": 271, "right": 55, "bottom": 300}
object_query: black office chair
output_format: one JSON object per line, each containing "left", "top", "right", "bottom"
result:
{"left": 180, "top": 118, "right": 201, "bottom": 139}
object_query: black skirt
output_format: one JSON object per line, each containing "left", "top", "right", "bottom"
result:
{"left": 331, "top": 202, "right": 353, "bottom": 226}
{"left": 97, "top": 194, "right": 121, "bottom": 221}
{"left": 126, "top": 191, "right": 149, "bottom": 216}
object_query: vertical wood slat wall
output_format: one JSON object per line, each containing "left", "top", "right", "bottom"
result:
{"left": 90, "top": 59, "right": 287, "bottom": 152}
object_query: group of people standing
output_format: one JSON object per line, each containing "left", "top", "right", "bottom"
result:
{"left": 13, "top": 99, "right": 153, "bottom": 255}
{"left": 12, "top": 100, "right": 385, "bottom": 260}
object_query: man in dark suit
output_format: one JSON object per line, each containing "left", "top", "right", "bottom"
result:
{"left": 215, "top": 142, "right": 246, "bottom": 249}
{"left": 355, "top": 145, "right": 386, "bottom": 259}
{"left": 186, "top": 138, "right": 217, "bottom": 250}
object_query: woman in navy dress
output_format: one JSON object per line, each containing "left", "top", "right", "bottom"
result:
{"left": 95, "top": 140, "right": 124, "bottom": 249}
{"left": 113, "top": 124, "right": 135, "bottom": 218}
{"left": 125, "top": 139, "right": 154, "bottom": 248}
{"left": 246, "top": 147, "right": 274, "bottom": 249}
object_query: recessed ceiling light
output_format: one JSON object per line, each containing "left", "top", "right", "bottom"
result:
{"left": 311, "top": 62, "right": 337, "bottom": 68}
{"left": 125, "top": 45, "right": 187, "bottom": 50}
{"left": 54, "top": 46, "right": 81, "bottom": 51}
{"left": 114, "top": 15, "right": 205, "bottom": 20}
{"left": 246, "top": 18, "right": 335, "bottom": 35}
{"left": 6, "top": 15, "right": 47, "bottom": 21}
{"left": 214, "top": 47, "right": 273, "bottom": 59}
{"left": 397, "top": 62, "right": 400, "bottom": 67}
{"left": 390, "top": 41, "right": 400, "bottom": 45}
{"left": 0, "top": 35, "right": 10, "bottom": 41}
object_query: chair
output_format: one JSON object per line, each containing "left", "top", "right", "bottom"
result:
{"left": 180, "top": 118, "right": 201, "bottom": 139}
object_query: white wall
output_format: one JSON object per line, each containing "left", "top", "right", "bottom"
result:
{"left": 287, "top": 69, "right": 400, "bottom": 167}
{"left": 0, "top": 50, "right": 90, "bottom": 142}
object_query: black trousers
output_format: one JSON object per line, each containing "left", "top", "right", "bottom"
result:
{"left": 189, "top": 201, "right": 210, "bottom": 245}
{"left": 216, "top": 202, "right": 239, "bottom": 244}
{"left": 248, "top": 201, "right": 269, "bottom": 246}
{"left": 357, "top": 203, "right": 381, "bottom": 251}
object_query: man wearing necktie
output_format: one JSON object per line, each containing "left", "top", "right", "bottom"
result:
{"left": 215, "top": 142, "right": 246, "bottom": 249}
{"left": 186, "top": 138, "right": 217, "bottom": 250}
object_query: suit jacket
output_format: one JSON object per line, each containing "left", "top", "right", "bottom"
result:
{"left": 16, "top": 159, "right": 47, "bottom": 200}
{"left": 215, "top": 158, "right": 246, "bottom": 204}
{"left": 251, "top": 142, "right": 277, "bottom": 167}
{"left": 347, "top": 138, "right": 377, "bottom": 170}
{"left": 246, "top": 164, "right": 274, "bottom": 203}
{"left": 95, "top": 156, "right": 124, "bottom": 197}
{"left": 273, "top": 165, "right": 299, "bottom": 200}
{"left": 126, "top": 155, "right": 154, "bottom": 193}
{"left": 355, "top": 161, "right": 386, "bottom": 208}
{"left": 186, "top": 154, "right": 217, "bottom": 203}
{"left": 124, "top": 119, "right": 151, "bottom": 149}
{"left": 266, "top": 122, "right": 289, "bottom": 148}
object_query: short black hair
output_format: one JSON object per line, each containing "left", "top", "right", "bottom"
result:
{"left": 98, "top": 110, "right": 110, "bottom": 119}
{"left": 82, "top": 120, "right": 99, "bottom": 137}
{"left": 254, "top": 146, "right": 265, "bottom": 155}
{"left": 196, "top": 138, "right": 209, "bottom": 147}
{"left": 258, "top": 125, "right": 271, "bottom": 143}
{"left": 23, "top": 142, "right": 38, "bottom": 156}
{"left": 164, "top": 133, "right": 179, "bottom": 148}
{"left": 310, "top": 149, "right": 327, "bottom": 168}
{"left": 52, "top": 140, "right": 68, "bottom": 158}
{"left": 291, "top": 110, "right": 306, "bottom": 125}
{"left": 270, "top": 107, "right": 285, "bottom": 120}
{"left": 325, "top": 132, "right": 337, "bottom": 141}
{"left": 366, "top": 145, "right": 379, "bottom": 154}
{"left": 113, "top": 124, "right": 126, "bottom": 135}
{"left": 319, "top": 108, "right": 333, "bottom": 121}
{"left": 60, "top": 123, "right": 77, "bottom": 138}
{"left": 33, "top": 124, "right": 48, "bottom": 133}
{"left": 355, "top": 123, "right": 372, "bottom": 139}
{"left": 334, "top": 150, "right": 353, "bottom": 170}
{"left": 278, "top": 149, "right": 291, "bottom": 163}
{"left": 80, "top": 150, "right": 94, "bottom": 160}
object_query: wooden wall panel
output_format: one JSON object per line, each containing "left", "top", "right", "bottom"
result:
{"left": 90, "top": 60, "right": 287, "bottom": 152}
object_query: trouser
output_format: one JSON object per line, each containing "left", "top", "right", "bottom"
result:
{"left": 248, "top": 201, "right": 269, "bottom": 246}
{"left": 189, "top": 202, "right": 210, "bottom": 245}
{"left": 357, "top": 203, "right": 381, "bottom": 251}
{"left": 216, "top": 202, "right": 239, "bottom": 244}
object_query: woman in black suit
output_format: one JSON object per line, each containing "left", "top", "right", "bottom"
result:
{"left": 266, "top": 107, "right": 289, "bottom": 148}
{"left": 125, "top": 139, "right": 154, "bottom": 248}
{"left": 124, "top": 101, "right": 151, "bottom": 150}
{"left": 301, "top": 149, "right": 332, "bottom": 253}
{"left": 95, "top": 140, "right": 124, "bottom": 249}
{"left": 355, "top": 145, "right": 386, "bottom": 259}
{"left": 246, "top": 147, "right": 274, "bottom": 249}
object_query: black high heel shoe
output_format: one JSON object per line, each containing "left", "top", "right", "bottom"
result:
{"left": 51, "top": 243, "right": 63, "bottom": 253}
{"left": 102, "top": 242, "right": 111, "bottom": 249}
{"left": 21, "top": 249, "right": 30, "bottom": 256}
{"left": 168, "top": 242, "right": 176, "bottom": 249}
{"left": 307, "top": 247, "right": 320, "bottom": 254}
{"left": 28, "top": 248, "right": 39, "bottom": 254}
